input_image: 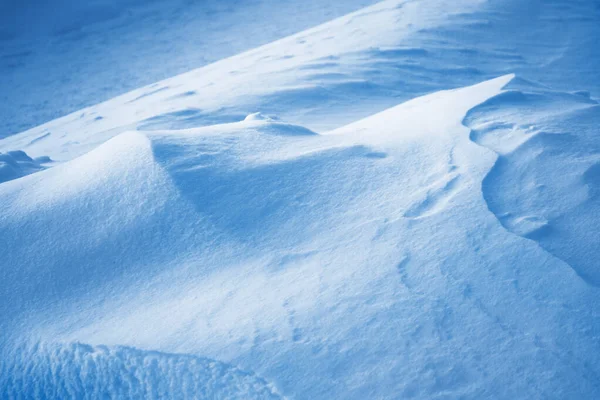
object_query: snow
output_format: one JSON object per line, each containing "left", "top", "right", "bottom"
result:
{"left": 0, "top": 150, "right": 49, "bottom": 184}
{"left": 1, "top": 0, "right": 600, "bottom": 398}
{"left": 1, "top": 342, "right": 284, "bottom": 399}
{"left": 464, "top": 78, "right": 600, "bottom": 287}
{"left": 0, "top": 0, "right": 377, "bottom": 138}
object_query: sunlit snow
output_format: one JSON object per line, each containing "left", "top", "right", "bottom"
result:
{"left": 1, "top": 0, "right": 599, "bottom": 398}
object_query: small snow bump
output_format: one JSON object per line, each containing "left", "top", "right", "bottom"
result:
{"left": 244, "top": 112, "right": 273, "bottom": 121}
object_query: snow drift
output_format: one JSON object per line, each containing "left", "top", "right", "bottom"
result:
{"left": 1, "top": 0, "right": 600, "bottom": 398}
{"left": 2, "top": 74, "right": 599, "bottom": 398}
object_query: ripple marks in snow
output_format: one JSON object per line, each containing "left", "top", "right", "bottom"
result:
{"left": 0, "top": 342, "right": 284, "bottom": 399}
{"left": 404, "top": 172, "right": 462, "bottom": 219}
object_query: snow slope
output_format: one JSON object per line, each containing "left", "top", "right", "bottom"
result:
{"left": 2, "top": 75, "right": 599, "bottom": 398}
{"left": 0, "top": 0, "right": 377, "bottom": 138}
{"left": 1, "top": 0, "right": 600, "bottom": 398}
{"left": 3, "top": 0, "right": 600, "bottom": 153}
{"left": 464, "top": 78, "right": 600, "bottom": 287}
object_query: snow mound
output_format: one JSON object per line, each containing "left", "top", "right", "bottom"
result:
{"left": 0, "top": 131, "right": 205, "bottom": 323}
{"left": 9, "top": 75, "right": 600, "bottom": 399}
{"left": 0, "top": 342, "right": 283, "bottom": 399}
{"left": 0, "top": 150, "right": 49, "bottom": 183}
{"left": 1, "top": 74, "right": 599, "bottom": 398}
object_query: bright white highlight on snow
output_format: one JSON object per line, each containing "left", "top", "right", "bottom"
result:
{"left": 1, "top": 0, "right": 599, "bottom": 398}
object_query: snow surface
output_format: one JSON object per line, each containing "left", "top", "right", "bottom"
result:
{"left": 1, "top": 0, "right": 600, "bottom": 399}
{"left": 0, "top": 0, "right": 377, "bottom": 138}
{"left": 1, "top": 342, "right": 283, "bottom": 399}
{"left": 0, "top": 150, "right": 50, "bottom": 184}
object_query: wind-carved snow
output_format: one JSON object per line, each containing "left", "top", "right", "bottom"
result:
{"left": 0, "top": 0, "right": 379, "bottom": 137}
{"left": 0, "top": 150, "right": 50, "bottom": 184}
{"left": 4, "top": 0, "right": 600, "bottom": 162}
{"left": 2, "top": 0, "right": 600, "bottom": 398}
{"left": 464, "top": 78, "right": 600, "bottom": 286}
{"left": 5, "top": 74, "right": 599, "bottom": 399}
{"left": 0, "top": 342, "right": 283, "bottom": 399}
{"left": 0, "top": 0, "right": 497, "bottom": 161}
{"left": 403, "top": 170, "right": 462, "bottom": 219}
{"left": 2, "top": 73, "right": 600, "bottom": 398}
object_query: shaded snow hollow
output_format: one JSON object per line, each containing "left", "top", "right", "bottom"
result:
{"left": 0, "top": 150, "right": 50, "bottom": 184}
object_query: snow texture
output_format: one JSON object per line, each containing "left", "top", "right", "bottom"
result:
{"left": 464, "top": 78, "right": 600, "bottom": 287}
{"left": 0, "top": 0, "right": 377, "bottom": 137}
{"left": 0, "top": 342, "right": 283, "bottom": 399}
{"left": 0, "top": 150, "right": 49, "bottom": 183}
{"left": 1, "top": 0, "right": 600, "bottom": 399}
